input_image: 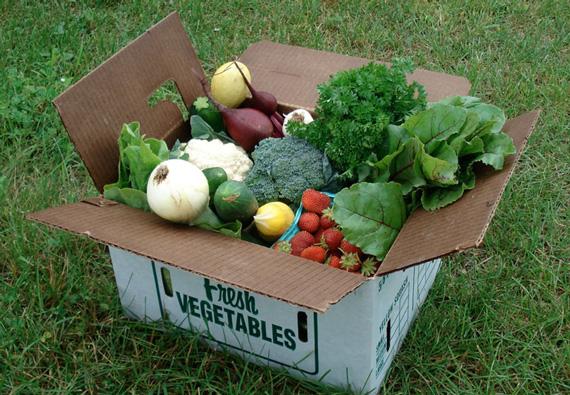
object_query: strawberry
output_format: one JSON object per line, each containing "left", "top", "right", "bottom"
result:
{"left": 301, "top": 189, "right": 330, "bottom": 214}
{"left": 300, "top": 246, "right": 327, "bottom": 263}
{"left": 313, "top": 227, "right": 325, "bottom": 244}
{"left": 327, "top": 254, "right": 342, "bottom": 269}
{"left": 272, "top": 240, "right": 292, "bottom": 254}
{"left": 360, "top": 257, "right": 378, "bottom": 277}
{"left": 320, "top": 228, "right": 344, "bottom": 251}
{"left": 320, "top": 207, "right": 336, "bottom": 229}
{"left": 298, "top": 212, "right": 320, "bottom": 233}
{"left": 340, "top": 252, "right": 361, "bottom": 272}
{"left": 340, "top": 239, "right": 362, "bottom": 256}
{"left": 290, "top": 231, "right": 315, "bottom": 256}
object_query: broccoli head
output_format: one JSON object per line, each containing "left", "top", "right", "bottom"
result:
{"left": 245, "top": 137, "right": 333, "bottom": 205}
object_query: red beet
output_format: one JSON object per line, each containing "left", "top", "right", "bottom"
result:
{"left": 196, "top": 71, "right": 273, "bottom": 152}
{"left": 234, "top": 62, "right": 278, "bottom": 115}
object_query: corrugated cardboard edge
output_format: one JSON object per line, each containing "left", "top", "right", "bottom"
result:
{"left": 27, "top": 203, "right": 366, "bottom": 313}
{"left": 377, "top": 110, "right": 541, "bottom": 276}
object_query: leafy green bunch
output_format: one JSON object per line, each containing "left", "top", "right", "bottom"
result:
{"left": 362, "top": 96, "right": 516, "bottom": 211}
{"left": 330, "top": 97, "right": 516, "bottom": 260}
{"left": 288, "top": 59, "right": 427, "bottom": 173}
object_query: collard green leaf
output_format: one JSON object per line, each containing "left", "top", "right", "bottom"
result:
{"left": 191, "top": 206, "right": 242, "bottom": 238}
{"left": 190, "top": 115, "right": 234, "bottom": 143}
{"left": 403, "top": 104, "right": 467, "bottom": 149}
{"left": 332, "top": 182, "right": 406, "bottom": 259}
{"left": 103, "top": 186, "right": 150, "bottom": 211}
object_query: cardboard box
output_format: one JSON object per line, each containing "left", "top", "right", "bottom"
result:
{"left": 28, "top": 13, "right": 539, "bottom": 394}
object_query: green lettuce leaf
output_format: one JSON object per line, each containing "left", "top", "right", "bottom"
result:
{"left": 104, "top": 122, "right": 169, "bottom": 208}
{"left": 332, "top": 182, "right": 406, "bottom": 259}
{"left": 471, "top": 132, "right": 516, "bottom": 170}
{"left": 402, "top": 104, "right": 467, "bottom": 150}
{"left": 420, "top": 141, "right": 459, "bottom": 185}
{"left": 373, "top": 137, "right": 426, "bottom": 194}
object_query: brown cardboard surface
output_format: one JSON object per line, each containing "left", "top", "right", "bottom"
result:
{"left": 239, "top": 41, "right": 471, "bottom": 110}
{"left": 53, "top": 12, "right": 204, "bottom": 192}
{"left": 28, "top": 202, "right": 365, "bottom": 313}
{"left": 379, "top": 110, "right": 541, "bottom": 275}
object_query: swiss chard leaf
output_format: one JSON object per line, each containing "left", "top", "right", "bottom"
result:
{"left": 332, "top": 182, "right": 406, "bottom": 259}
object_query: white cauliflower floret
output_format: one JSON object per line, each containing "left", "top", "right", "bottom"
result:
{"left": 183, "top": 139, "right": 253, "bottom": 181}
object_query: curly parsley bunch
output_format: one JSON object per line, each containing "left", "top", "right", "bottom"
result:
{"left": 289, "top": 59, "right": 427, "bottom": 174}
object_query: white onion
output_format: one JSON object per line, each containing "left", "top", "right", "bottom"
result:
{"left": 146, "top": 159, "right": 209, "bottom": 223}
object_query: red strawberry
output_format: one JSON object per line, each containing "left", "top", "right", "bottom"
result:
{"left": 320, "top": 207, "right": 336, "bottom": 229}
{"left": 290, "top": 231, "right": 315, "bottom": 256}
{"left": 360, "top": 257, "right": 378, "bottom": 277}
{"left": 272, "top": 240, "right": 292, "bottom": 254}
{"left": 340, "top": 239, "right": 362, "bottom": 256}
{"left": 320, "top": 228, "right": 344, "bottom": 251}
{"left": 327, "top": 254, "right": 342, "bottom": 269}
{"left": 313, "top": 227, "right": 325, "bottom": 244}
{"left": 301, "top": 189, "right": 330, "bottom": 214}
{"left": 340, "top": 252, "right": 361, "bottom": 272}
{"left": 298, "top": 212, "right": 320, "bottom": 233}
{"left": 300, "top": 246, "right": 327, "bottom": 263}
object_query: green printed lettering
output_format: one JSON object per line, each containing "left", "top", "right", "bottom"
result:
{"left": 217, "top": 284, "right": 226, "bottom": 303}
{"left": 176, "top": 292, "right": 188, "bottom": 313}
{"left": 200, "top": 300, "right": 212, "bottom": 322}
{"left": 224, "top": 308, "right": 235, "bottom": 329}
{"left": 235, "top": 312, "right": 247, "bottom": 333}
{"left": 235, "top": 290, "right": 244, "bottom": 310}
{"left": 212, "top": 304, "right": 224, "bottom": 326}
{"left": 203, "top": 278, "right": 217, "bottom": 302}
{"left": 283, "top": 328, "right": 296, "bottom": 351}
{"left": 272, "top": 324, "right": 284, "bottom": 346}
{"left": 244, "top": 292, "right": 259, "bottom": 315}
{"left": 189, "top": 296, "right": 201, "bottom": 318}
{"left": 226, "top": 287, "right": 236, "bottom": 308}
{"left": 260, "top": 320, "right": 272, "bottom": 342}
{"left": 247, "top": 316, "right": 260, "bottom": 338}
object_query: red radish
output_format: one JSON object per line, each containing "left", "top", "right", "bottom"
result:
{"left": 196, "top": 71, "right": 273, "bottom": 152}
{"left": 234, "top": 62, "right": 278, "bottom": 115}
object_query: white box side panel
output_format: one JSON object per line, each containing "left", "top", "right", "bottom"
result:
{"left": 108, "top": 247, "right": 441, "bottom": 394}
{"left": 109, "top": 247, "right": 163, "bottom": 321}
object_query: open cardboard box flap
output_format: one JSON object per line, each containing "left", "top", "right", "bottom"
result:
{"left": 28, "top": 13, "right": 540, "bottom": 312}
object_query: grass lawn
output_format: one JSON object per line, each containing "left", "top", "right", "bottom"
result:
{"left": 1, "top": 0, "right": 569, "bottom": 393}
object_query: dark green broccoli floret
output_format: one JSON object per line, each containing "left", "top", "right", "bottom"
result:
{"left": 245, "top": 137, "right": 333, "bottom": 205}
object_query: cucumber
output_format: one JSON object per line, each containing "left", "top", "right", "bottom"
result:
{"left": 202, "top": 167, "right": 228, "bottom": 200}
{"left": 191, "top": 96, "right": 225, "bottom": 132}
{"left": 214, "top": 180, "right": 258, "bottom": 223}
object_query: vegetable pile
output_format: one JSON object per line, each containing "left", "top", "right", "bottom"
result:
{"left": 103, "top": 57, "right": 515, "bottom": 276}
